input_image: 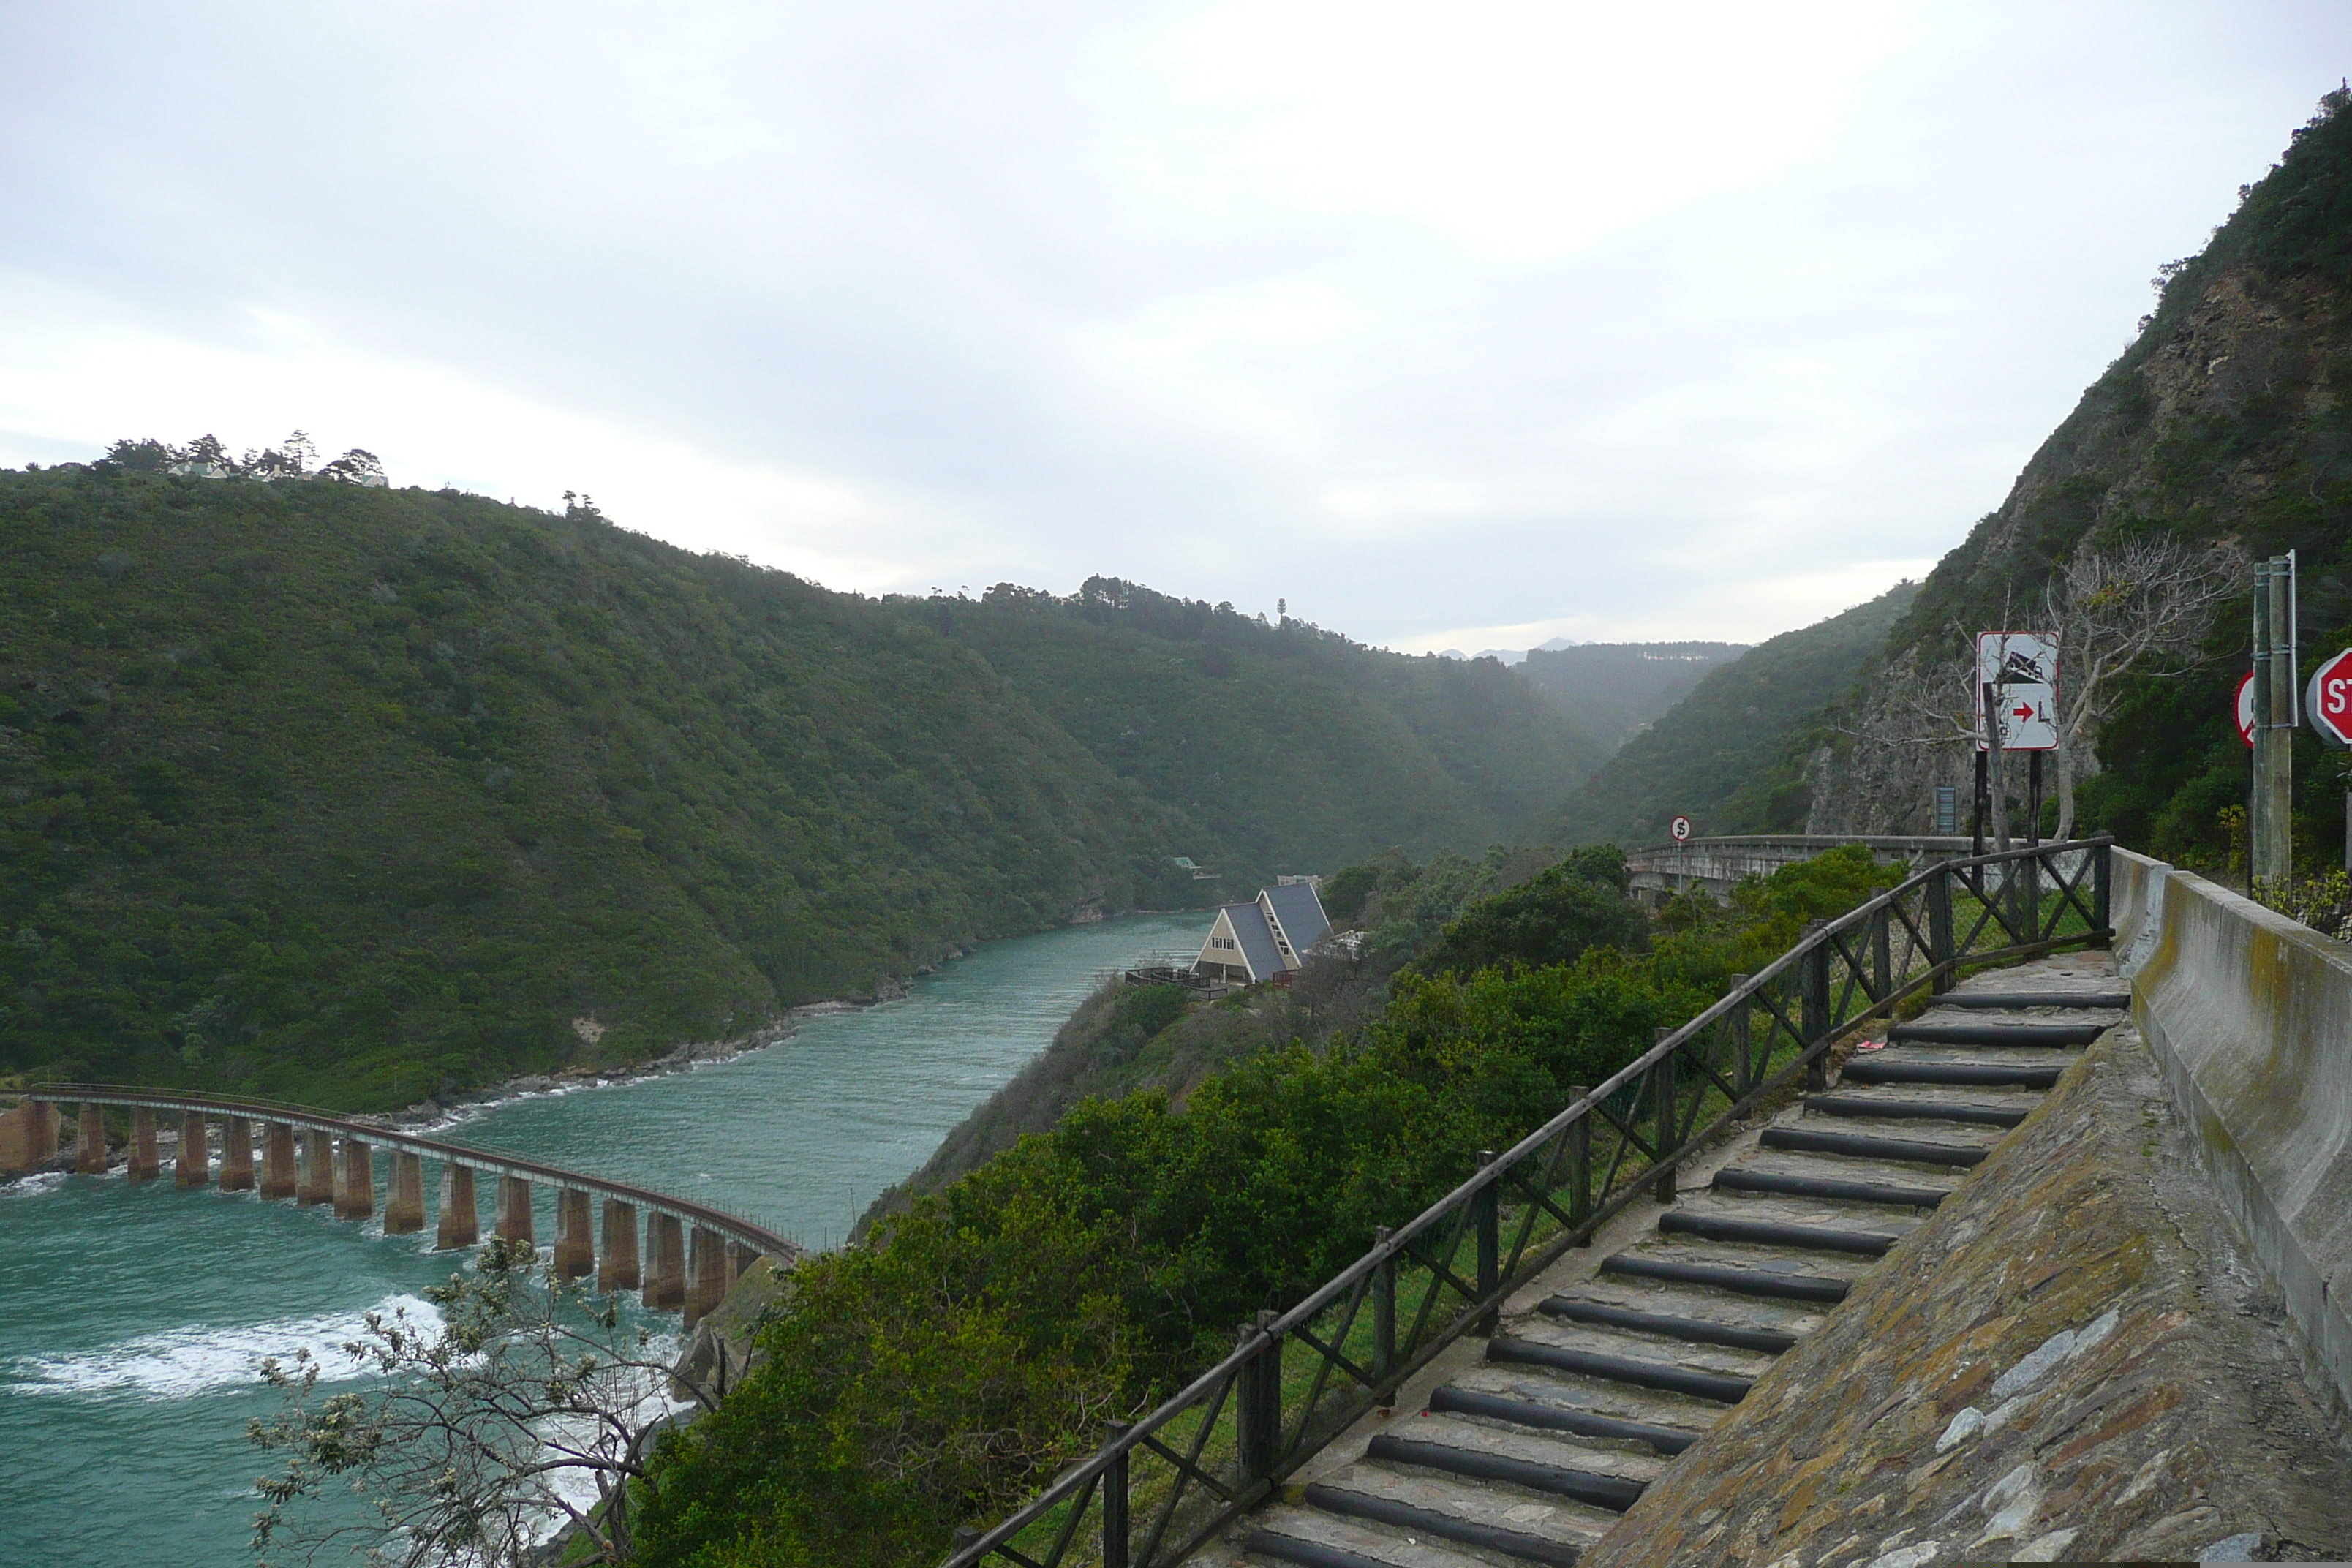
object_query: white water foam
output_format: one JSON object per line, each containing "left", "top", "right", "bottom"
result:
{"left": 0, "top": 1171, "right": 67, "bottom": 1198}
{"left": 8, "top": 1292, "right": 445, "bottom": 1399}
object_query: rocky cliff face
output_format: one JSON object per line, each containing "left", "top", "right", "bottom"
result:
{"left": 1807, "top": 92, "right": 2352, "bottom": 862}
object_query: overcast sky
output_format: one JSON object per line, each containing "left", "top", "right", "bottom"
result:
{"left": 3, "top": 3, "right": 2346, "bottom": 652}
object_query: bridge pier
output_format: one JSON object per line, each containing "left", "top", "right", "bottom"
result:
{"left": 496, "top": 1175, "right": 535, "bottom": 1249}
{"left": 385, "top": 1151, "right": 426, "bottom": 1235}
{"left": 685, "top": 1226, "right": 728, "bottom": 1330}
{"left": 336, "top": 1138, "right": 374, "bottom": 1220}
{"left": 127, "top": 1109, "right": 159, "bottom": 1181}
{"left": 298, "top": 1129, "right": 334, "bottom": 1206}
{"left": 645, "top": 1213, "right": 685, "bottom": 1311}
{"left": 75, "top": 1102, "right": 108, "bottom": 1173}
{"left": 436, "top": 1165, "right": 480, "bottom": 1249}
{"left": 219, "top": 1116, "right": 255, "bottom": 1191}
{"left": 598, "top": 1200, "right": 641, "bottom": 1292}
{"left": 261, "top": 1123, "right": 297, "bottom": 1199}
{"left": 554, "top": 1188, "right": 595, "bottom": 1280}
{"left": 175, "top": 1110, "right": 209, "bottom": 1187}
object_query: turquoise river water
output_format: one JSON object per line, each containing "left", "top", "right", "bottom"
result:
{"left": 0, "top": 913, "right": 1198, "bottom": 1568}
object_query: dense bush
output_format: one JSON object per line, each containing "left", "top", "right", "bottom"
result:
{"left": 635, "top": 848, "right": 1893, "bottom": 1567}
{"left": 1410, "top": 845, "right": 1646, "bottom": 977}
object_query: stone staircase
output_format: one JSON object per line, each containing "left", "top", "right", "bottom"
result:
{"left": 1224, "top": 957, "right": 2127, "bottom": 1568}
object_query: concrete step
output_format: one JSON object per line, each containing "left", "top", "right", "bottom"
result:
{"left": 1366, "top": 1412, "right": 1662, "bottom": 1509}
{"left": 1887, "top": 1019, "right": 2108, "bottom": 1047}
{"left": 1441, "top": 1362, "right": 1725, "bottom": 1446}
{"left": 1542, "top": 1273, "right": 1825, "bottom": 1339}
{"left": 1534, "top": 1294, "right": 1798, "bottom": 1354}
{"left": 1760, "top": 1123, "right": 1991, "bottom": 1169}
{"left": 1803, "top": 1090, "right": 2032, "bottom": 1128}
{"left": 1656, "top": 1203, "right": 1904, "bottom": 1256}
{"left": 1932, "top": 989, "right": 2128, "bottom": 1011}
{"left": 1709, "top": 1164, "right": 1950, "bottom": 1210}
{"left": 1487, "top": 1332, "right": 1755, "bottom": 1403}
{"left": 1303, "top": 1473, "right": 1603, "bottom": 1565}
{"left": 1838, "top": 1057, "right": 2063, "bottom": 1090}
{"left": 1500, "top": 1312, "right": 1780, "bottom": 1382}
{"left": 1427, "top": 1383, "right": 1700, "bottom": 1455}
{"left": 1245, "top": 1502, "right": 1507, "bottom": 1568}
{"left": 1667, "top": 1188, "right": 1930, "bottom": 1231}
{"left": 1597, "top": 1246, "right": 1857, "bottom": 1303}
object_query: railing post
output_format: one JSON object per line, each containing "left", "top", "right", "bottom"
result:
{"left": 1927, "top": 868, "right": 1956, "bottom": 995}
{"left": 1372, "top": 1226, "right": 1398, "bottom": 1406}
{"left": 1567, "top": 1088, "right": 1592, "bottom": 1240}
{"left": 1474, "top": 1152, "right": 1501, "bottom": 1333}
{"left": 1236, "top": 1311, "right": 1283, "bottom": 1488}
{"left": 1872, "top": 908, "right": 1891, "bottom": 1003}
{"left": 1650, "top": 1030, "right": 1678, "bottom": 1202}
{"left": 1102, "top": 1422, "right": 1131, "bottom": 1568}
{"left": 1725, "top": 982, "right": 1751, "bottom": 1093}
{"left": 1801, "top": 928, "right": 1831, "bottom": 1093}
{"left": 2093, "top": 840, "right": 2113, "bottom": 946}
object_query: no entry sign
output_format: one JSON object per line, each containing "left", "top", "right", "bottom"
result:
{"left": 2310, "top": 649, "right": 2352, "bottom": 750}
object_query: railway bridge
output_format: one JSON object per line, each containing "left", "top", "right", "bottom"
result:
{"left": 0, "top": 1085, "right": 798, "bottom": 1329}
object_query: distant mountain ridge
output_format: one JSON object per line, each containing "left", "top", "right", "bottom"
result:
{"left": 1517, "top": 639, "right": 1750, "bottom": 753}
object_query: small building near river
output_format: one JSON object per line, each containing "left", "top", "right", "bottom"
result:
{"left": 1191, "top": 882, "right": 1332, "bottom": 985}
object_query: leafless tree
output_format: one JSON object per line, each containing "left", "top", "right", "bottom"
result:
{"left": 2041, "top": 537, "right": 2245, "bottom": 840}
{"left": 249, "top": 1239, "right": 725, "bottom": 1567}
{"left": 1810, "top": 538, "right": 2242, "bottom": 841}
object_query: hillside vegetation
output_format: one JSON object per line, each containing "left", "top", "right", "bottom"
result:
{"left": 0, "top": 466, "right": 1598, "bottom": 1107}
{"left": 1535, "top": 584, "right": 1919, "bottom": 845}
{"left": 1517, "top": 640, "right": 1748, "bottom": 750}
{"left": 892, "top": 580, "right": 1604, "bottom": 878}
{"left": 633, "top": 845, "right": 1904, "bottom": 1566}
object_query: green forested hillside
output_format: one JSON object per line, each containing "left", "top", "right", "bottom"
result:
{"left": 0, "top": 468, "right": 1597, "bottom": 1107}
{"left": 1534, "top": 584, "right": 1919, "bottom": 845}
{"left": 889, "top": 578, "right": 1604, "bottom": 878}
{"left": 1518, "top": 641, "right": 1749, "bottom": 750}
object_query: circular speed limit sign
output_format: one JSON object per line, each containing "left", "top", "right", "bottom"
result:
{"left": 1670, "top": 815, "right": 1695, "bottom": 843}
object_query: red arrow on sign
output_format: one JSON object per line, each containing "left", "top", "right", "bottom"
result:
{"left": 2011, "top": 704, "right": 2035, "bottom": 721}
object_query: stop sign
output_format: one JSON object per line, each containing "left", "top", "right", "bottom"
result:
{"left": 2310, "top": 649, "right": 2352, "bottom": 750}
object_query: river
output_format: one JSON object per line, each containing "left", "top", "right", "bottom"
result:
{"left": 0, "top": 913, "right": 1199, "bottom": 1568}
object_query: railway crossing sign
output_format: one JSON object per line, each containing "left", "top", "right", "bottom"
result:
{"left": 1670, "top": 815, "right": 1695, "bottom": 843}
{"left": 2236, "top": 670, "right": 2258, "bottom": 750}
{"left": 2308, "top": 649, "right": 2352, "bottom": 750}
{"left": 1974, "top": 632, "right": 2059, "bottom": 752}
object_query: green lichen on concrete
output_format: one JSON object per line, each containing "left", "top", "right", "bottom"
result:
{"left": 1580, "top": 1019, "right": 2352, "bottom": 1567}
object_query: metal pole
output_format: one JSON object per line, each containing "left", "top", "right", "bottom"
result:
{"left": 2253, "top": 559, "right": 2271, "bottom": 883}
{"left": 2264, "top": 555, "right": 2296, "bottom": 885}
{"left": 1972, "top": 750, "right": 1987, "bottom": 858}
{"left": 1371, "top": 1226, "right": 1397, "bottom": 1406}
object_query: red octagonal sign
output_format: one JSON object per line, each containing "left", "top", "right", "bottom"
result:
{"left": 2310, "top": 649, "right": 2352, "bottom": 750}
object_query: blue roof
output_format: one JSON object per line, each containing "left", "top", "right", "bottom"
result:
{"left": 1199, "top": 901, "right": 1284, "bottom": 981}
{"left": 1262, "top": 883, "right": 1330, "bottom": 960}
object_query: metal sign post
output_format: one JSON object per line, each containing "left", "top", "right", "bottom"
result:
{"left": 1974, "top": 633, "right": 2059, "bottom": 858}
{"left": 2250, "top": 554, "right": 2297, "bottom": 887}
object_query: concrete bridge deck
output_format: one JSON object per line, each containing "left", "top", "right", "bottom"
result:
{"left": 0, "top": 1084, "right": 800, "bottom": 1329}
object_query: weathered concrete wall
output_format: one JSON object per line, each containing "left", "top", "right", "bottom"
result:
{"left": 2114, "top": 848, "right": 2352, "bottom": 1414}
{"left": 1625, "top": 837, "right": 1979, "bottom": 905}
{"left": 1582, "top": 1022, "right": 2352, "bottom": 1567}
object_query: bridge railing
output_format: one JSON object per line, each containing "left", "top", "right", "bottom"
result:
{"left": 939, "top": 836, "right": 2113, "bottom": 1568}
{"left": 20, "top": 1083, "right": 797, "bottom": 1259}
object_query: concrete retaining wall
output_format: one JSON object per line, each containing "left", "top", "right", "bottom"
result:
{"left": 2114, "top": 847, "right": 2352, "bottom": 1411}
